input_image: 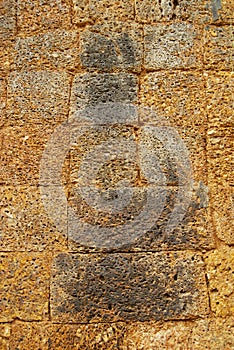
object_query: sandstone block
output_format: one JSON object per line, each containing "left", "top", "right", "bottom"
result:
{"left": 51, "top": 252, "right": 209, "bottom": 323}
{"left": 80, "top": 23, "right": 143, "bottom": 71}
{"left": 17, "top": 0, "right": 71, "bottom": 34}
{"left": 204, "top": 25, "right": 233, "bottom": 70}
{"left": 0, "top": 186, "right": 67, "bottom": 251}
{"left": 0, "top": 0, "right": 16, "bottom": 39}
{"left": 13, "top": 30, "right": 79, "bottom": 70}
{"left": 0, "top": 253, "right": 51, "bottom": 322}
{"left": 72, "top": 0, "right": 134, "bottom": 24}
{"left": 205, "top": 247, "right": 234, "bottom": 316}
{"left": 144, "top": 24, "right": 202, "bottom": 69}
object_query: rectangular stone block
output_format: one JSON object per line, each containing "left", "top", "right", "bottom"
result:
{"left": 17, "top": 0, "right": 71, "bottom": 34}
{"left": 135, "top": 0, "right": 234, "bottom": 24}
{"left": 72, "top": 0, "right": 134, "bottom": 24}
{"left": 80, "top": 23, "right": 143, "bottom": 72}
{"left": 70, "top": 73, "right": 138, "bottom": 122}
{"left": 10, "top": 321, "right": 127, "bottom": 349}
{"left": 6, "top": 70, "right": 70, "bottom": 126}
{"left": 204, "top": 25, "right": 233, "bottom": 70}
{"left": 204, "top": 247, "right": 234, "bottom": 317}
{"left": 13, "top": 30, "right": 79, "bottom": 70}
{"left": 51, "top": 252, "right": 209, "bottom": 323}
{"left": 144, "top": 24, "right": 202, "bottom": 69}
{"left": 139, "top": 72, "right": 207, "bottom": 184}
{"left": 0, "top": 186, "right": 67, "bottom": 251}
{"left": 0, "top": 124, "right": 69, "bottom": 186}
{"left": 0, "top": 253, "right": 51, "bottom": 321}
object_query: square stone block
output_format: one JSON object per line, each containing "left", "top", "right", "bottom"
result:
{"left": 0, "top": 252, "right": 51, "bottom": 322}
{"left": 0, "top": 124, "right": 69, "bottom": 186}
{"left": 51, "top": 252, "right": 209, "bottom": 323}
{"left": 144, "top": 24, "right": 202, "bottom": 69}
{"left": 80, "top": 22, "right": 143, "bottom": 71}
{"left": 72, "top": 0, "right": 134, "bottom": 24}
{"left": 0, "top": 186, "right": 67, "bottom": 251}
{"left": 204, "top": 25, "right": 233, "bottom": 70}
{"left": 6, "top": 70, "right": 70, "bottom": 126}
{"left": 13, "top": 30, "right": 79, "bottom": 70}
{"left": 70, "top": 73, "right": 138, "bottom": 122}
{"left": 139, "top": 72, "right": 207, "bottom": 184}
{"left": 205, "top": 247, "right": 234, "bottom": 316}
{"left": 17, "top": 0, "right": 71, "bottom": 34}
{"left": 10, "top": 321, "right": 127, "bottom": 349}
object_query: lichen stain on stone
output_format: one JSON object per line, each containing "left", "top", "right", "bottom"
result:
{"left": 211, "top": 0, "right": 222, "bottom": 21}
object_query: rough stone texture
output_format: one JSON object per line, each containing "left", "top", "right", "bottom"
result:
{"left": 204, "top": 25, "right": 233, "bottom": 70}
{"left": 135, "top": 0, "right": 234, "bottom": 24}
{"left": 80, "top": 23, "right": 143, "bottom": 72}
{"left": 72, "top": 0, "right": 134, "bottom": 24}
{"left": 206, "top": 72, "right": 233, "bottom": 244}
{"left": 139, "top": 72, "right": 207, "bottom": 184}
{"left": 17, "top": 0, "right": 71, "bottom": 34}
{"left": 0, "top": 324, "right": 11, "bottom": 350}
{"left": 144, "top": 24, "right": 202, "bottom": 69}
{"left": 13, "top": 30, "right": 79, "bottom": 70}
{"left": 10, "top": 321, "right": 127, "bottom": 349}
{"left": 0, "top": 76, "right": 7, "bottom": 127}
{"left": 191, "top": 317, "right": 234, "bottom": 350}
{"left": 205, "top": 247, "right": 234, "bottom": 316}
{"left": 0, "top": 186, "right": 67, "bottom": 251}
{"left": 0, "top": 124, "right": 69, "bottom": 186}
{"left": 0, "top": 253, "right": 51, "bottom": 321}
{"left": 51, "top": 252, "right": 209, "bottom": 323}
{"left": 70, "top": 73, "right": 138, "bottom": 121}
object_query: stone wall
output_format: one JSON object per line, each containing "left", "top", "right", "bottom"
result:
{"left": 0, "top": 0, "right": 233, "bottom": 349}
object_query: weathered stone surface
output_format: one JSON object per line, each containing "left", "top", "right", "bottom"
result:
{"left": 124, "top": 320, "right": 193, "bottom": 349}
{"left": 6, "top": 70, "right": 70, "bottom": 126}
{"left": 139, "top": 72, "right": 207, "bottom": 183}
{"left": 0, "top": 324, "right": 11, "bottom": 350}
{"left": 0, "top": 186, "right": 67, "bottom": 251}
{"left": 0, "top": 253, "right": 51, "bottom": 321}
{"left": 0, "top": 124, "right": 69, "bottom": 186}
{"left": 13, "top": 30, "right": 79, "bottom": 70}
{"left": 191, "top": 317, "right": 234, "bottom": 350}
{"left": 144, "top": 24, "right": 202, "bottom": 69}
{"left": 72, "top": 0, "right": 134, "bottom": 24}
{"left": 0, "top": 0, "right": 16, "bottom": 39}
{"left": 0, "top": 76, "right": 7, "bottom": 127}
{"left": 70, "top": 73, "right": 138, "bottom": 122}
{"left": 136, "top": 0, "right": 234, "bottom": 24}
{"left": 80, "top": 23, "right": 143, "bottom": 71}
{"left": 204, "top": 25, "right": 233, "bottom": 70}
{"left": 206, "top": 71, "right": 233, "bottom": 134}
{"left": 10, "top": 321, "right": 127, "bottom": 349}
{"left": 205, "top": 247, "right": 234, "bottom": 316}
{"left": 17, "top": 0, "right": 71, "bottom": 34}
{"left": 51, "top": 252, "right": 209, "bottom": 323}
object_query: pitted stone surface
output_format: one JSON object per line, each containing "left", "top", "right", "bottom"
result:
{"left": 205, "top": 247, "right": 234, "bottom": 316}
{"left": 14, "top": 30, "right": 79, "bottom": 70}
{"left": 80, "top": 23, "right": 143, "bottom": 71}
{"left": 70, "top": 73, "right": 138, "bottom": 121}
{"left": 51, "top": 252, "right": 209, "bottom": 323}
{"left": 6, "top": 70, "right": 70, "bottom": 126}
{"left": 72, "top": 0, "right": 134, "bottom": 24}
{"left": 0, "top": 186, "right": 67, "bottom": 251}
{"left": 144, "top": 24, "right": 202, "bottom": 69}
{"left": 17, "top": 0, "right": 71, "bottom": 34}
{"left": 0, "top": 253, "right": 51, "bottom": 322}
{"left": 204, "top": 25, "right": 233, "bottom": 70}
